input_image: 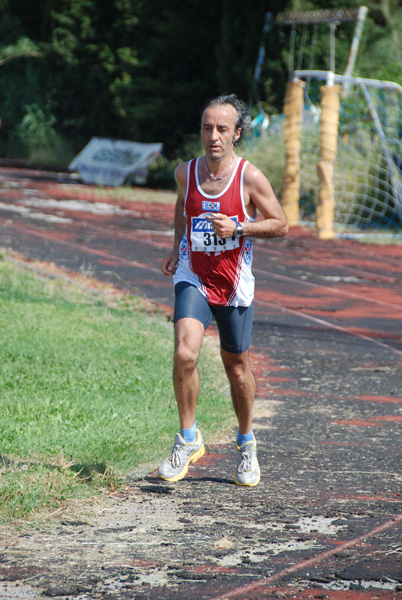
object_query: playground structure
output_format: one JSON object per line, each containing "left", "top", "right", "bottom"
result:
{"left": 260, "top": 7, "right": 402, "bottom": 239}
{"left": 296, "top": 72, "right": 402, "bottom": 237}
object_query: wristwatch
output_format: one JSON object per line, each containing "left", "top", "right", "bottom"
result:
{"left": 235, "top": 222, "right": 244, "bottom": 237}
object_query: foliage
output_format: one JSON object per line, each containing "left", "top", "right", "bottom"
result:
{"left": 0, "top": 35, "right": 41, "bottom": 65}
{"left": 0, "top": 0, "right": 401, "bottom": 167}
{"left": 12, "top": 103, "right": 57, "bottom": 148}
{"left": 242, "top": 117, "right": 286, "bottom": 199}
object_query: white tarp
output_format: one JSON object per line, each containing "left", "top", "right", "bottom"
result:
{"left": 68, "top": 137, "right": 163, "bottom": 186}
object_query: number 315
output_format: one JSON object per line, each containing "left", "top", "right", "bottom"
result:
{"left": 203, "top": 232, "right": 226, "bottom": 247}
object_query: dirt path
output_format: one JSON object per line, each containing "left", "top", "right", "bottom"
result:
{"left": 1, "top": 165, "right": 402, "bottom": 599}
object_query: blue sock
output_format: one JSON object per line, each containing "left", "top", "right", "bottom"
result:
{"left": 237, "top": 429, "right": 254, "bottom": 447}
{"left": 180, "top": 421, "right": 197, "bottom": 443}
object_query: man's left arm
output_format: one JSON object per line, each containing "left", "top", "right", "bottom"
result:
{"left": 240, "top": 164, "right": 288, "bottom": 239}
{"left": 207, "top": 164, "right": 288, "bottom": 240}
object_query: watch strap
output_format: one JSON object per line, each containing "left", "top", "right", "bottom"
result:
{"left": 235, "top": 221, "right": 243, "bottom": 237}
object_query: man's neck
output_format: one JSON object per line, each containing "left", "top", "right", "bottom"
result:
{"left": 204, "top": 152, "right": 235, "bottom": 180}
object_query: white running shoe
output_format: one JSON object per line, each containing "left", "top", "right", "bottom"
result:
{"left": 158, "top": 429, "right": 205, "bottom": 482}
{"left": 235, "top": 435, "right": 261, "bottom": 487}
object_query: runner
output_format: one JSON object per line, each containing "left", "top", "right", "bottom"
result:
{"left": 159, "top": 94, "right": 288, "bottom": 485}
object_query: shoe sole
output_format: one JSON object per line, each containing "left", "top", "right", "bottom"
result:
{"left": 235, "top": 466, "right": 261, "bottom": 487}
{"left": 159, "top": 444, "right": 205, "bottom": 483}
{"left": 235, "top": 472, "right": 261, "bottom": 487}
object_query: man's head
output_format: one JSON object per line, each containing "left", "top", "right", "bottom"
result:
{"left": 201, "top": 94, "right": 251, "bottom": 146}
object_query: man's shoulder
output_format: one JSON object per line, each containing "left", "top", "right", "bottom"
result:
{"left": 174, "top": 159, "right": 195, "bottom": 186}
{"left": 242, "top": 159, "right": 259, "bottom": 174}
{"left": 242, "top": 160, "right": 265, "bottom": 184}
{"left": 174, "top": 160, "right": 191, "bottom": 174}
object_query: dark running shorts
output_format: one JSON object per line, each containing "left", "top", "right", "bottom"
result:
{"left": 174, "top": 281, "right": 254, "bottom": 354}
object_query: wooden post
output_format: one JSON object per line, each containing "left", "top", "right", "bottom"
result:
{"left": 281, "top": 78, "right": 305, "bottom": 227}
{"left": 316, "top": 83, "right": 342, "bottom": 240}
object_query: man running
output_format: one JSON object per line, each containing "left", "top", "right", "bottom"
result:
{"left": 159, "top": 94, "right": 288, "bottom": 486}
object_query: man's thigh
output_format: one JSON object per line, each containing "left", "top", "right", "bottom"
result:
{"left": 174, "top": 282, "right": 253, "bottom": 354}
{"left": 213, "top": 303, "right": 254, "bottom": 354}
{"left": 174, "top": 282, "right": 213, "bottom": 329}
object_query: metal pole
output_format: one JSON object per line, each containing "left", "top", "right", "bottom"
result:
{"left": 254, "top": 12, "right": 272, "bottom": 85}
{"left": 294, "top": 70, "right": 402, "bottom": 98}
{"left": 343, "top": 6, "right": 368, "bottom": 96}
{"left": 344, "top": 6, "right": 368, "bottom": 79}
{"left": 361, "top": 84, "right": 402, "bottom": 215}
{"left": 289, "top": 25, "right": 296, "bottom": 80}
{"left": 328, "top": 23, "right": 337, "bottom": 86}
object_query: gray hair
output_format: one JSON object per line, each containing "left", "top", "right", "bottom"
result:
{"left": 202, "top": 94, "right": 251, "bottom": 145}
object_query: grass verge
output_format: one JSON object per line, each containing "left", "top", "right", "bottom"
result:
{"left": 0, "top": 257, "right": 232, "bottom": 523}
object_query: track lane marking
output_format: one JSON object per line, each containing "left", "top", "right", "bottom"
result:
{"left": 2, "top": 219, "right": 401, "bottom": 355}
{"left": 253, "top": 267, "right": 402, "bottom": 311}
{"left": 209, "top": 513, "right": 402, "bottom": 600}
{"left": 254, "top": 239, "right": 402, "bottom": 279}
{"left": 0, "top": 222, "right": 162, "bottom": 274}
{"left": 254, "top": 297, "right": 402, "bottom": 357}
{"left": 3, "top": 215, "right": 400, "bottom": 310}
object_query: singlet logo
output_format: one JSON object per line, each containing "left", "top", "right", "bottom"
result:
{"left": 202, "top": 201, "right": 220, "bottom": 212}
{"left": 180, "top": 239, "right": 188, "bottom": 259}
{"left": 192, "top": 218, "right": 213, "bottom": 231}
{"left": 243, "top": 239, "right": 252, "bottom": 264}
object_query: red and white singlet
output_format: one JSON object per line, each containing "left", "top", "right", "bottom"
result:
{"left": 173, "top": 157, "right": 256, "bottom": 307}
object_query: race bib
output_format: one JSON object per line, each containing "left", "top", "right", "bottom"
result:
{"left": 190, "top": 213, "right": 239, "bottom": 253}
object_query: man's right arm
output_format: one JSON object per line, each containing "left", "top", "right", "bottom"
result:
{"left": 161, "top": 163, "right": 187, "bottom": 276}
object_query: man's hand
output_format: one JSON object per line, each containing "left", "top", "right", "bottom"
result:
{"left": 161, "top": 251, "right": 179, "bottom": 276}
{"left": 205, "top": 213, "right": 236, "bottom": 239}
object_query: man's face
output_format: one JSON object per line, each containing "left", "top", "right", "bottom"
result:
{"left": 201, "top": 104, "right": 241, "bottom": 162}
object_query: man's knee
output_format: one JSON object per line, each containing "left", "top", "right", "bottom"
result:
{"left": 221, "top": 351, "right": 251, "bottom": 384}
{"left": 173, "top": 317, "right": 204, "bottom": 374}
{"left": 174, "top": 343, "right": 199, "bottom": 373}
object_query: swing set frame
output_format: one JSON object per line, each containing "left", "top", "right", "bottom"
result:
{"left": 275, "top": 6, "right": 367, "bottom": 82}
{"left": 256, "top": 6, "right": 370, "bottom": 239}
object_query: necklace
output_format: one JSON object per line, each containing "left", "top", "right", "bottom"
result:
{"left": 204, "top": 153, "right": 235, "bottom": 181}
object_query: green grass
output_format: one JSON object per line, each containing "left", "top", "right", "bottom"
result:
{"left": 0, "top": 258, "right": 232, "bottom": 522}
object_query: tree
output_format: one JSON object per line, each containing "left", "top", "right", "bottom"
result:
{"left": 0, "top": 0, "right": 401, "bottom": 165}
{"left": 0, "top": 0, "right": 144, "bottom": 157}
{"left": 109, "top": 0, "right": 221, "bottom": 154}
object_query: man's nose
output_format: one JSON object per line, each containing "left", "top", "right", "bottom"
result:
{"left": 210, "top": 127, "right": 219, "bottom": 140}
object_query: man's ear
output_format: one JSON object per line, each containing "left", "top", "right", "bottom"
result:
{"left": 233, "top": 127, "right": 242, "bottom": 143}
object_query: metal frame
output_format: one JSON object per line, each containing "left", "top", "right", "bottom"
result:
{"left": 293, "top": 70, "right": 402, "bottom": 97}
{"left": 294, "top": 70, "right": 402, "bottom": 216}
{"left": 272, "top": 6, "right": 368, "bottom": 81}
{"left": 252, "top": 6, "right": 368, "bottom": 97}
{"left": 274, "top": 8, "right": 365, "bottom": 25}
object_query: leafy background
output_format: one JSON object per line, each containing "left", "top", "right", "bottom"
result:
{"left": 0, "top": 0, "right": 401, "bottom": 163}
